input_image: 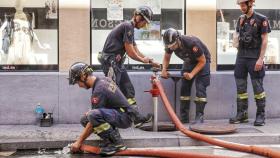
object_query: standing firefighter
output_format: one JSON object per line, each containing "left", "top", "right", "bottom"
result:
{"left": 230, "top": 0, "right": 271, "bottom": 126}
{"left": 98, "top": 6, "right": 160, "bottom": 108}
{"left": 161, "top": 28, "right": 211, "bottom": 124}
{"left": 69, "top": 62, "right": 152, "bottom": 155}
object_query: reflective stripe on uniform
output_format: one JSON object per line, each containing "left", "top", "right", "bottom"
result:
{"left": 127, "top": 98, "right": 136, "bottom": 105}
{"left": 237, "top": 93, "right": 248, "bottom": 100}
{"left": 180, "top": 96, "right": 191, "bottom": 101}
{"left": 194, "top": 97, "right": 207, "bottom": 102}
{"left": 93, "top": 123, "right": 111, "bottom": 134}
{"left": 119, "top": 107, "right": 125, "bottom": 112}
{"left": 255, "top": 92, "right": 266, "bottom": 100}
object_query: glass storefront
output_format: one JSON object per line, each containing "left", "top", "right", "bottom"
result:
{"left": 217, "top": 0, "right": 280, "bottom": 70}
{"left": 0, "top": 0, "right": 58, "bottom": 71}
{"left": 5, "top": 0, "right": 278, "bottom": 71}
{"left": 91, "top": 0, "right": 185, "bottom": 70}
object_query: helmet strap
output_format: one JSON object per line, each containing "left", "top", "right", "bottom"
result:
{"left": 82, "top": 74, "right": 91, "bottom": 89}
{"left": 177, "top": 38, "right": 182, "bottom": 48}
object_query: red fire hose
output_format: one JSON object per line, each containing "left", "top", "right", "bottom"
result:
{"left": 80, "top": 77, "right": 280, "bottom": 158}
{"left": 80, "top": 75, "right": 235, "bottom": 157}
{"left": 80, "top": 144, "right": 232, "bottom": 158}
{"left": 154, "top": 79, "right": 280, "bottom": 158}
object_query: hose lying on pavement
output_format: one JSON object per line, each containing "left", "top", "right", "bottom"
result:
{"left": 154, "top": 79, "right": 280, "bottom": 158}
{"left": 80, "top": 78, "right": 280, "bottom": 158}
{"left": 80, "top": 144, "right": 232, "bottom": 158}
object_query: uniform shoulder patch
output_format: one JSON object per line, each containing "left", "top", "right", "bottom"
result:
{"left": 262, "top": 20, "right": 268, "bottom": 27}
{"left": 91, "top": 97, "right": 99, "bottom": 104}
{"left": 192, "top": 46, "right": 199, "bottom": 53}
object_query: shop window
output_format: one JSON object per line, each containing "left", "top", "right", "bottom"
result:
{"left": 217, "top": 0, "right": 280, "bottom": 70}
{"left": 91, "top": 0, "right": 185, "bottom": 70}
{"left": 0, "top": 0, "right": 58, "bottom": 71}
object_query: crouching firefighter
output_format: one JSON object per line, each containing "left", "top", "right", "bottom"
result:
{"left": 230, "top": 0, "right": 271, "bottom": 126}
{"left": 98, "top": 6, "right": 160, "bottom": 109}
{"left": 161, "top": 28, "right": 211, "bottom": 124}
{"left": 68, "top": 62, "right": 152, "bottom": 155}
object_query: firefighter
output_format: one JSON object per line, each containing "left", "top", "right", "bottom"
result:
{"left": 98, "top": 6, "right": 160, "bottom": 108}
{"left": 68, "top": 62, "right": 152, "bottom": 155}
{"left": 161, "top": 28, "right": 211, "bottom": 124}
{"left": 230, "top": 0, "right": 271, "bottom": 126}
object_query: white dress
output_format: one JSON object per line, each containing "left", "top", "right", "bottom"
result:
{"left": 7, "top": 19, "right": 36, "bottom": 64}
{"left": 0, "top": 21, "right": 7, "bottom": 64}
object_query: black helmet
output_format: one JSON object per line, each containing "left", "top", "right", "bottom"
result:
{"left": 163, "top": 28, "right": 181, "bottom": 48}
{"left": 135, "top": 6, "right": 153, "bottom": 23}
{"left": 68, "top": 62, "right": 93, "bottom": 85}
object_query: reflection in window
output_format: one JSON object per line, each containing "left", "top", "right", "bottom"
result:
{"left": 217, "top": 0, "right": 280, "bottom": 70}
{"left": 0, "top": 0, "right": 58, "bottom": 71}
{"left": 91, "top": 0, "right": 185, "bottom": 70}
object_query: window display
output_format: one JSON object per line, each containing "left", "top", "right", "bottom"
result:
{"left": 0, "top": 0, "right": 58, "bottom": 71}
{"left": 91, "top": 0, "right": 185, "bottom": 70}
{"left": 217, "top": 0, "right": 280, "bottom": 70}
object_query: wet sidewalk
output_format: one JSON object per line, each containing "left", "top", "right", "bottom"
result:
{"left": 1, "top": 119, "right": 280, "bottom": 151}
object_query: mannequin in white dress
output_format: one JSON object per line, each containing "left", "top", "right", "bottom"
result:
{"left": 2, "top": 0, "right": 50, "bottom": 65}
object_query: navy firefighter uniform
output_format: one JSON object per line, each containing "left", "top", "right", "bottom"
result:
{"left": 230, "top": 10, "right": 271, "bottom": 126}
{"left": 162, "top": 28, "right": 211, "bottom": 124}
{"left": 69, "top": 62, "right": 152, "bottom": 155}
{"left": 97, "top": 6, "right": 159, "bottom": 107}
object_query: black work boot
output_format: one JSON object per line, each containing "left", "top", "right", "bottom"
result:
{"left": 98, "top": 138, "right": 110, "bottom": 148}
{"left": 192, "top": 102, "right": 206, "bottom": 124}
{"left": 180, "top": 100, "right": 190, "bottom": 123}
{"left": 127, "top": 108, "right": 153, "bottom": 128}
{"left": 254, "top": 101, "right": 265, "bottom": 126}
{"left": 254, "top": 112, "right": 265, "bottom": 126}
{"left": 99, "top": 128, "right": 127, "bottom": 156}
{"left": 229, "top": 111, "right": 248, "bottom": 124}
{"left": 133, "top": 113, "right": 153, "bottom": 128}
{"left": 99, "top": 127, "right": 116, "bottom": 148}
{"left": 229, "top": 99, "right": 248, "bottom": 124}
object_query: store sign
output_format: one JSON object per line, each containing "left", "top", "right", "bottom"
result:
{"left": 91, "top": 18, "right": 123, "bottom": 29}
{"left": 91, "top": 8, "right": 131, "bottom": 30}
{"left": 91, "top": 8, "right": 182, "bottom": 30}
{"left": 217, "top": 9, "right": 280, "bottom": 30}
